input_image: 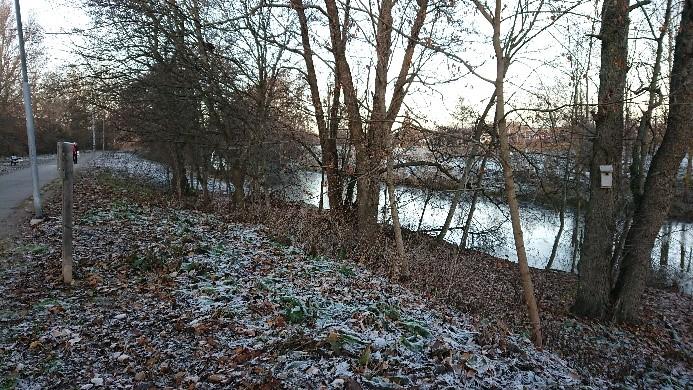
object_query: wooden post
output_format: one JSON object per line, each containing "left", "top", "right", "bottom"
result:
{"left": 59, "top": 142, "right": 73, "bottom": 284}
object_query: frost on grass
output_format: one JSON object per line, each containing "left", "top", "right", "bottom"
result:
{"left": 171, "top": 222, "right": 588, "bottom": 388}
{"left": 1, "top": 197, "right": 593, "bottom": 388}
{"left": 88, "top": 152, "right": 170, "bottom": 185}
{"left": 0, "top": 162, "right": 606, "bottom": 388}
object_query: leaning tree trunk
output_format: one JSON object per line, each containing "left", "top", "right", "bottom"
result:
{"left": 630, "top": 0, "right": 673, "bottom": 203}
{"left": 386, "top": 132, "right": 406, "bottom": 279}
{"left": 546, "top": 172, "right": 568, "bottom": 270}
{"left": 612, "top": 0, "right": 693, "bottom": 322}
{"left": 492, "top": 7, "right": 542, "bottom": 349}
{"left": 461, "top": 152, "right": 489, "bottom": 249}
{"left": 573, "top": 0, "right": 629, "bottom": 319}
{"left": 437, "top": 94, "right": 496, "bottom": 241}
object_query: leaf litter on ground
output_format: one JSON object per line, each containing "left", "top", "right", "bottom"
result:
{"left": 0, "top": 153, "right": 679, "bottom": 389}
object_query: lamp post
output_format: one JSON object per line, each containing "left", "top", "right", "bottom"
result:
{"left": 13, "top": 0, "right": 42, "bottom": 218}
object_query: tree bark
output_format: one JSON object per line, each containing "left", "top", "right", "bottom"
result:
{"left": 612, "top": 0, "right": 693, "bottom": 322}
{"left": 491, "top": 0, "right": 542, "bottom": 349}
{"left": 659, "top": 221, "right": 672, "bottom": 268}
{"left": 437, "top": 93, "right": 496, "bottom": 241}
{"left": 60, "top": 142, "right": 73, "bottom": 284}
{"left": 292, "top": 0, "right": 342, "bottom": 211}
{"left": 630, "top": 0, "right": 673, "bottom": 203}
{"left": 386, "top": 132, "right": 406, "bottom": 278}
{"left": 573, "top": 0, "right": 630, "bottom": 319}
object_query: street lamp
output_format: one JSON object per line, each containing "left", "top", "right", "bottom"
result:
{"left": 13, "top": 0, "right": 42, "bottom": 218}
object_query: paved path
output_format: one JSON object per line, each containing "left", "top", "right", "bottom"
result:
{"left": 0, "top": 152, "right": 101, "bottom": 223}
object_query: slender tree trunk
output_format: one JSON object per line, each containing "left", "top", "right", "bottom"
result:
{"left": 417, "top": 189, "right": 432, "bottom": 232}
{"left": 573, "top": 0, "right": 630, "bottom": 319}
{"left": 461, "top": 153, "right": 489, "bottom": 249}
{"left": 630, "top": 0, "right": 673, "bottom": 203}
{"left": 546, "top": 186, "right": 567, "bottom": 270}
{"left": 291, "top": 0, "right": 342, "bottom": 211}
{"left": 612, "top": 0, "right": 693, "bottom": 322}
{"left": 685, "top": 145, "right": 692, "bottom": 200}
{"left": 659, "top": 222, "right": 671, "bottom": 268}
{"left": 386, "top": 132, "right": 406, "bottom": 279}
{"left": 231, "top": 160, "right": 245, "bottom": 207}
{"left": 492, "top": 0, "right": 542, "bottom": 349}
{"left": 659, "top": 221, "right": 672, "bottom": 268}
{"left": 327, "top": 74, "right": 344, "bottom": 208}
{"left": 547, "top": 148, "right": 572, "bottom": 269}
{"left": 681, "top": 225, "right": 688, "bottom": 271}
{"left": 319, "top": 168, "right": 325, "bottom": 211}
{"left": 437, "top": 94, "right": 496, "bottom": 241}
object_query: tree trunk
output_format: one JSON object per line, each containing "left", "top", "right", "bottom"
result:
{"left": 323, "top": 0, "right": 427, "bottom": 234}
{"left": 319, "top": 169, "right": 325, "bottom": 211}
{"left": 685, "top": 145, "right": 692, "bottom": 200}
{"left": 546, "top": 189, "right": 567, "bottom": 270}
{"left": 492, "top": 0, "right": 542, "bottom": 349}
{"left": 570, "top": 196, "right": 581, "bottom": 274}
{"left": 573, "top": 0, "right": 629, "bottom": 319}
{"left": 231, "top": 160, "right": 245, "bottom": 207}
{"left": 461, "top": 153, "right": 489, "bottom": 249}
{"left": 681, "top": 225, "right": 688, "bottom": 271}
{"left": 659, "top": 221, "right": 672, "bottom": 268}
{"left": 386, "top": 132, "right": 406, "bottom": 279}
{"left": 291, "top": 0, "right": 342, "bottom": 211}
{"left": 437, "top": 94, "right": 496, "bottom": 241}
{"left": 546, "top": 150, "right": 571, "bottom": 270}
{"left": 630, "top": 0, "right": 673, "bottom": 202}
{"left": 417, "top": 189, "right": 432, "bottom": 232}
{"left": 612, "top": 0, "right": 693, "bottom": 322}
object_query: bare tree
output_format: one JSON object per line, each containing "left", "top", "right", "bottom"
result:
{"left": 611, "top": 0, "right": 693, "bottom": 322}
{"left": 630, "top": 0, "right": 674, "bottom": 203}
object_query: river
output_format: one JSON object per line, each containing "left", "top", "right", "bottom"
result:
{"left": 285, "top": 171, "right": 693, "bottom": 294}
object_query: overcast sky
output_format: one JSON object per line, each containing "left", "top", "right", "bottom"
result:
{"left": 24, "top": 0, "right": 88, "bottom": 67}
{"left": 21, "top": 0, "right": 664, "bottom": 127}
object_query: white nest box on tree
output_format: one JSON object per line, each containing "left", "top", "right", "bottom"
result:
{"left": 599, "top": 165, "right": 613, "bottom": 188}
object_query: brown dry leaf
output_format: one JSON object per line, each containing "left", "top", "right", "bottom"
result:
{"left": 85, "top": 273, "right": 103, "bottom": 288}
{"left": 267, "top": 314, "right": 286, "bottom": 328}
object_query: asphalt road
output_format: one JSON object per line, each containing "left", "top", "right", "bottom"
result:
{"left": 0, "top": 152, "right": 101, "bottom": 224}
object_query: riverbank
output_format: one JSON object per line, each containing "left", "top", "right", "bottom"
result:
{"left": 1, "top": 159, "right": 594, "bottom": 388}
{"left": 233, "top": 201, "right": 692, "bottom": 386}
{"left": 3, "top": 154, "right": 689, "bottom": 387}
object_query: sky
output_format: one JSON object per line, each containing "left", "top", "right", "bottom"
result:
{"left": 23, "top": 0, "right": 88, "bottom": 66}
{"left": 21, "top": 0, "right": 666, "bottom": 127}
{"left": 21, "top": 0, "right": 575, "bottom": 126}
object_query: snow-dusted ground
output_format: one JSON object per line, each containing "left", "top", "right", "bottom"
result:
{"left": 88, "top": 152, "right": 169, "bottom": 185}
{"left": 174, "top": 223, "right": 590, "bottom": 388}
{"left": 0, "top": 153, "right": 610, "bottom": 388}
